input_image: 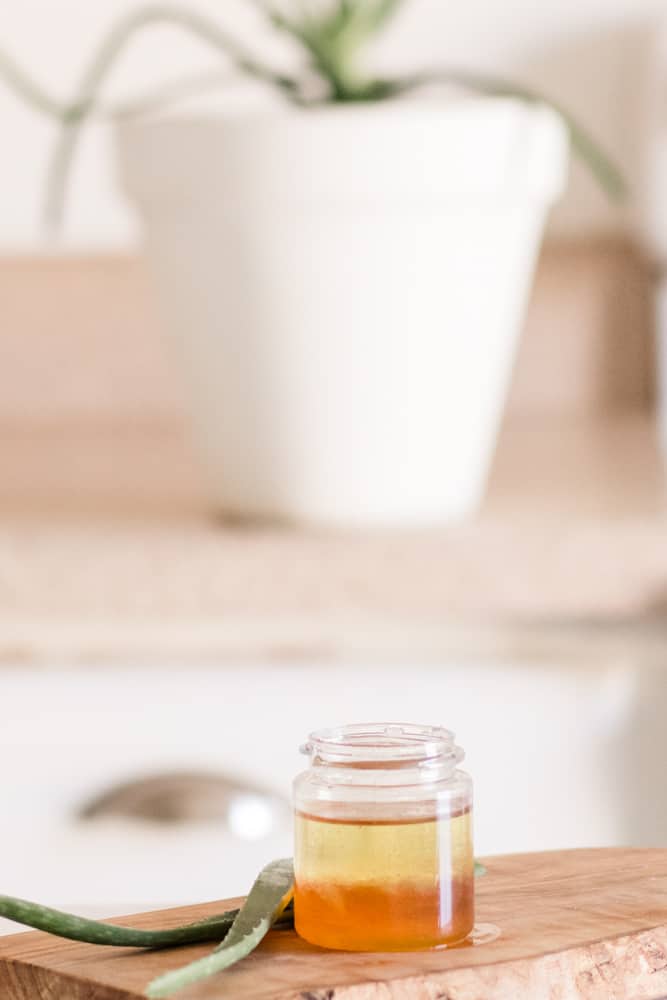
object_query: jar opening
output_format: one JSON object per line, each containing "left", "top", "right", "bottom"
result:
{"left": 301, "top": 723, "right": 463, "bottom": 770}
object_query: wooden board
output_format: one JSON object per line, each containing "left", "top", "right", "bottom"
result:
{"left": 2, "top": 849, "right": 667, "bottom": 1000}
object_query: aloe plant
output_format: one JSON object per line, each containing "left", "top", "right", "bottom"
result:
{"left": 0, "top": 0, "right": 625, "bottom": 230}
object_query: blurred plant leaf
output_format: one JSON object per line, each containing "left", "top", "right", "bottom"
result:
{"left": 268, "top": 6, "right": 350, "bottom": 97}
{"left": 0, "top": 45, "right": 68, "bottom": 118}
{"left": 345, "top": 0, "right": 408, "bottom": 36}
{"left": 268, "top": 0, "right": 406, "bottom": 100}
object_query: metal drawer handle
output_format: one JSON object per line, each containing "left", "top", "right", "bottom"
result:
{"left": 77, "top": 771, "right": 289, "bottom": 840}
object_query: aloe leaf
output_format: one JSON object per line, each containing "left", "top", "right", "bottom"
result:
{"left": 299, "top": 0, "right": 405, "bottom": 43}
{"left": 369, "top": 0, "right": 408, "bottom": 29}
{"left": 394, "top": 69, "right": 626, "bottom": 201}
{"left": 320, "top": 1, "right": 357, "bottom": 40}
{"left": 0, "top": 894, "right": 294, "bottom": 949}
{"left": 267, "top": 3, "right": 379, "bottom": 100}
{"left": 345, "top": 0, "right": 408, "bottom": 36}
{"left": 268, "top": 9, "right": 342, "bottom": 86}
{"left": 146, "top": 858, "right": 294, "bottom": 999}
{"left": 0, "top": 895, "right": 237, "bottom": 948}
{"left": 0, "top": 46, "right": 68, "bottom": 119}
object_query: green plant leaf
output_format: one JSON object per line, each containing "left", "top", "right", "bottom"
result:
{"left": 321, "top": 1, "right": 357, "bottom": 40}
{"left": 146, "top": 858, "right": 295, "bottom": 998}
{"left": 267, "top": 8, "right": 349, "bottom": 97}
{"left": 0, "top": 893, "right": 295, "bottom": 948}
{"left": 345, "top": 0, "right": 408, "bottom": 36}
{"left": 267, "top": 1, "right": 402, "bottom": 101}
{"left": 0, "top": 46, "right": 68, "bottom": 119}
{"left": 317, "top": 0, "right": 406, "bottom": 40}
{"left": 0, "top": 895, "right": 224, "bottom": 948}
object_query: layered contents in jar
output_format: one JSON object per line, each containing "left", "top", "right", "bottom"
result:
{"left": 294, "top": 805, "right": 473, "bottom": 951}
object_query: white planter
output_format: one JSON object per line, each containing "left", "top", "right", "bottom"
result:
{"left": 117, "top": 102, "right": 568, "bottom": 525}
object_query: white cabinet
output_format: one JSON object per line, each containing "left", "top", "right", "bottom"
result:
{"left": 1, "top": 659, "right": 665, "bottom": 932}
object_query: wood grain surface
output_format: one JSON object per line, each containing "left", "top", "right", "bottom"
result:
{"left": 2, "top": 849, "right": 667, "bottom": 999}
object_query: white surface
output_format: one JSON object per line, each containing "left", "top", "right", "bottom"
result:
{"left": 0, "top": 0, "right": 664, "bottom": 247}
{"left": 1, "top": 658, "right": 666, "bottom": 926}
{"left": 117, "top": 102, "right": 566, "bottom": 524}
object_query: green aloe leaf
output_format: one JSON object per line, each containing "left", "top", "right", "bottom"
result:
{"left": 146, "top": 858, "right": 295, "bottom": 999}
{"left": 0, "top": 45, "right": 68, "bottom": 118}
{"left": 345, "top": 0, "right": 407, "bottom": 36}
{"left": 0, "top": 895, "right": 233, "bottom": 948}
{"left": 317, "top": 0, "right": 407, "bottom": 41}
{"left": 0, "top": 894, "right": 294, "bottom": 948}
{"left": 268, "top": 1, "right": 403, "bottom": 101}
{"left": 321, "top": 1, "right": 358, "bottom": 39}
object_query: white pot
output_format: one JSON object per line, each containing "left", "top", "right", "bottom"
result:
{"left": 117, "top": 102, "right": 568, "bottom": 525}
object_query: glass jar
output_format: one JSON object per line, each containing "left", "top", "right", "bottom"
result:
{"left": 293, "top": 723, "right": 473, "bottom": 952}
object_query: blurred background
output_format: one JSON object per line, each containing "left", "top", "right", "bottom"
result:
{"left": 1, "top": 0, "right": 667, "bottom": 929}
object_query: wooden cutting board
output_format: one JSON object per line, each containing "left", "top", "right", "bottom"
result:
{"left": 2, "top": 849, "right": 667, "bottom": 1000}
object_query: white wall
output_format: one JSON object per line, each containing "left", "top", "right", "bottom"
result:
{"left": 0, "top": 0, "right": 664, "bottom": 249}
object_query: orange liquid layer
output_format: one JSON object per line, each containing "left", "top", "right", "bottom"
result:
{"left": 295, "top": 878, "right": 474, "bottom": 951}
{"left": 294, "top": 809, "right": 474, "bottom": 951}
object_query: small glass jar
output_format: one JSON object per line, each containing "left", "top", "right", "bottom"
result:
{"left": 293, "top": 723, "right": 473, "bottom": 952}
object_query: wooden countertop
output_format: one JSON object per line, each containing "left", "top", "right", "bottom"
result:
{"left": 3, "top": 849, "right": 667, "bottom": 1000}
{"left": 2, "top": 413, "right": 667, "bottom": 665}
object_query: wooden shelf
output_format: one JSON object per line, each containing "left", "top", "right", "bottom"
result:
{"left": 2, "top": 413, "right": 667, "bottom": 665}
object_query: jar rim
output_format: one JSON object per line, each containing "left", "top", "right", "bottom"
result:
{"left": 301, "top": 722, "right": 463, "bottom": 767}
